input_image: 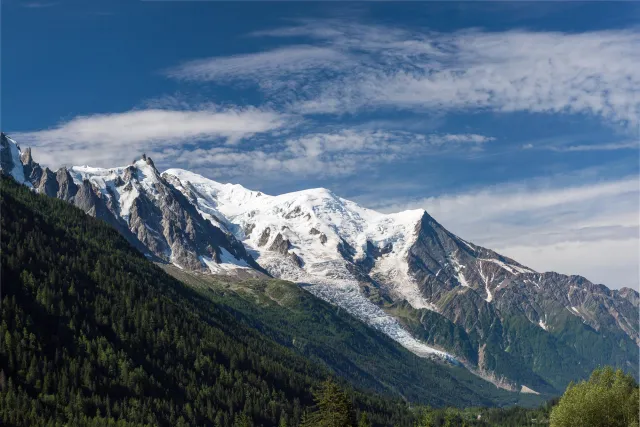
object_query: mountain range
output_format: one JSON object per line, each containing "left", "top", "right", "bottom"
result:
{"left": 2, "top": 131, "right": 637, "bottom": 396}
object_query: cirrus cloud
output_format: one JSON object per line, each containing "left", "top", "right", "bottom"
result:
{"left": 172, "top": 20, "right": 640, "bottom": 126}
{"left": 166, "top": 45, "right": 351, "bottom": 85}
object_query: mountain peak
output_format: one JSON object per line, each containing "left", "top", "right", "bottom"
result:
{"left": 297, "top": 187, "right": 336, "bottom": 198}
{"left": 20, "top": 146, "right": 34, "bottom": 164}
{"left": 132, "top": 154, "right": 158, "bottom": 174}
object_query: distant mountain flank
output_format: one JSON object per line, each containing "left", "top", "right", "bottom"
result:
{"left": 2, "top": 132, "right": 637, "bottom": 395}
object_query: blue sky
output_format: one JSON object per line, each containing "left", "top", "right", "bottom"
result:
{"left": 3, "top": 0, "right": 639, "bottom": 289}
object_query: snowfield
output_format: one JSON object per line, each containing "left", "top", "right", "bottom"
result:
{"left": 164, "top": 168, "right": 456, "bottom": 361}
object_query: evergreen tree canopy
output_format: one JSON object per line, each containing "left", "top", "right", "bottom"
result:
{"left": 301, "top": 378, "right": 354, "bottom": 427}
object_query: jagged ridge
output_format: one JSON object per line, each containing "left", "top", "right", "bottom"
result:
{"left": 0, "top": 133, "right": 265, "bottom": 275}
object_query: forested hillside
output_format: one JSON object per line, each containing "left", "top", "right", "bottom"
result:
{"left": 0, "top": 176, "right": 415, "bottom": 426}
{"left": 164, "top": 267, "right": 543, "bottom": 408}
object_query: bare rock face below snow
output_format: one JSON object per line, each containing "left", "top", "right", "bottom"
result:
{"left": 269, "top": 232, "right": 291, "bottom": 255}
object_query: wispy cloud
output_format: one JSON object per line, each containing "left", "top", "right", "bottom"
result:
{"left": 521, "top": 138, "right": 640, "bottom": 152}
{"left": 152, "top": 130, "right": 494, "bottom": 179}
{"left": 166, "top": 45, "right": 350, "bottom": 84}
{"left": 12, "top": 107, "right": 288, "bottom": 168}
{"left": 173, "top": 20, "right": 640, "bottom": 126}
{"left": 548, "top": 141, "right": 639, "bottom": 152}
{"left": 371, "top": 176, "right": 639, "bottom": 288}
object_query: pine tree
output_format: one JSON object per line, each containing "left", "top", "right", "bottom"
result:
{"left": 301, "top": 378, "right": 353, "bottom": 427}
{"left": 358, "top": 412, "right": 372, "bottom": 427}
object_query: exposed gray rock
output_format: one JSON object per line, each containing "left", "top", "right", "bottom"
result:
{"left": 2, "top": 132, "right": 637, "bottom": 394}
{"left": 55, "top": 168, "right": 78, "bottom": 201}
{"left": 337, "top": 238, "right": 356, "bottom": 262}
{"left": 356, "top": 241, "right": 394, "bottom": 274}
{"left": 284, "top": 205, "right": 303, "bottom": 219}
{"left": 309, "top": 228, "right": 328, "bottom": 244}
{"left": 73, "top": 180, "right": 99, "bottom": 213}
{"left": 36, "top": 168, "right": 59, "bottom": 197}
{"left": 0, "top": 133, "right": 16, "bottom": 175}
{"left": 258, "top": 227, "right": 271, "bottom": 246}
{"left": 244, "top": 223, "right": 255, "bottom": 237}
{"left": 0, "top": 137, "right": 266, "bottom": 276}
{"left": 619, "top": 287, "right": 639, "bottom": 308}
{"left": 20, "top": 147, "right": 43, "bottom": 184}
{"left": 269, "top": 233, "right": 291, "bottom": 255}
{"left": 108, "top": 160, "right": 264, "bottom": 272}
{"left": 288, "top": 251, "right": 304, "bottom": 267}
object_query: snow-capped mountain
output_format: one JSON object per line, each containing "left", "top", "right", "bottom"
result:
{"left": 162, "top": 168, "right": 639, "bottom": 392}
{"left": 0, "top": 133, "right": 263, "bottom": 275}
{"left": 2, "top": 133, "right": 638, "bottom": 394}
{"left": 163, "top": 169, "right": 456, "bottom": 360}
{"left": 162, "top": 168, "right": 635, "bottom": 340}
{"left": 164, "top": 168, "right": 440, "bottom": 305}
{"left": 162, "top": 167, "right": 538, "bottom": 314}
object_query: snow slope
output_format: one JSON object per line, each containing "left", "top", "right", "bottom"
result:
{"left": 164, "top": 168, "right": 455, "bottom": 359}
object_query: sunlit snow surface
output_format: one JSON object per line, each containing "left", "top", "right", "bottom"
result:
{"left": 69, "top": 162, "right": 255, "bottom": 274}
{"left": 306, "top": 281, "right": 455, "bottom": 360}
{"left": 200, "top": 248, "right": 251, "bottom": 273}
{"left": 538, "top": 320, "right": 548, "bottom": 331}
{"left": 478, "top": 257, "right": 535, "bottom": 275}
{"left": 0, "top": 139, "right": 554, "bottom": 349}
{"left": 164, "top": 169, "right": 455, "bottom": 361}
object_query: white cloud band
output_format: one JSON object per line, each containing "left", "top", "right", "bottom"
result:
{"left": 13, "top": 107, "right": 288, "bottom": 168}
